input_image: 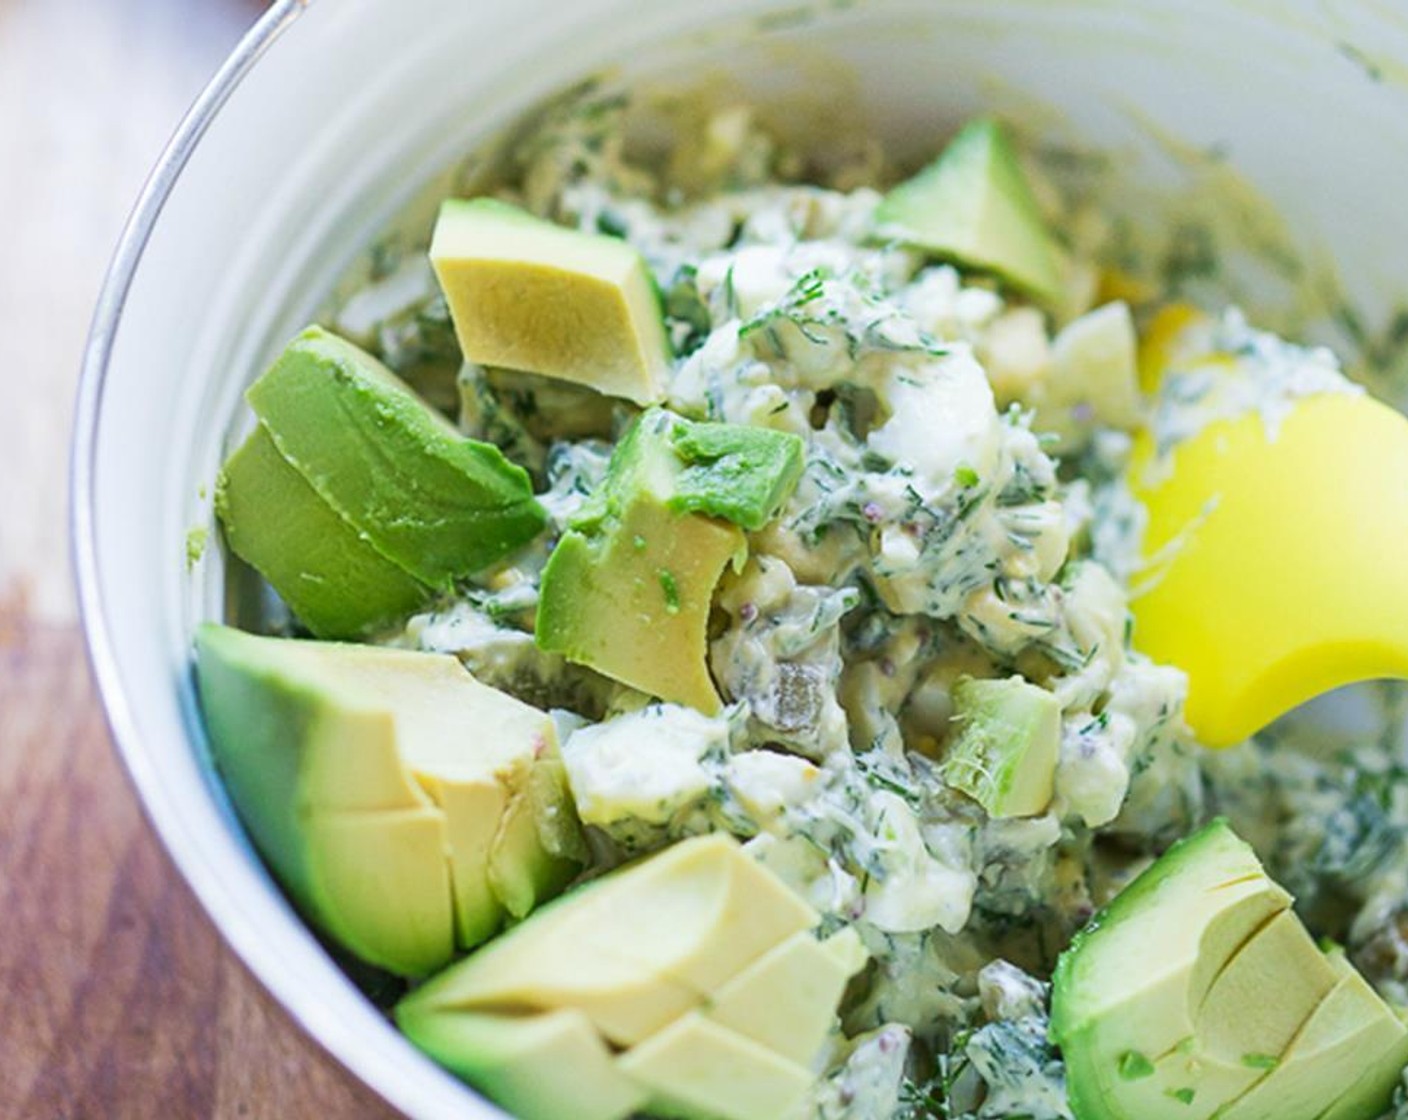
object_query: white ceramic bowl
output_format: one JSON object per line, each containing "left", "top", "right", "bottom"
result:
{"left": 72, "top": 1, "right": 1408, "bottom": 1116}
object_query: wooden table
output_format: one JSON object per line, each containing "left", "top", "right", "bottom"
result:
{"left": 0, "top": 1, "right": 399, "bottom": 1115}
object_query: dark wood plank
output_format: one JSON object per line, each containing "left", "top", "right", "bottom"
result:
{"left": 0, "top": 619, "right": 402, "bottom": 1120}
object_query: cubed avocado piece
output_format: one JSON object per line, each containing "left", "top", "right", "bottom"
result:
{"left": 1051, "top": 819, "right": 1403, "bottom": 1120}
{"left": 194, "top": 624, "right": 585, "bottom": 976}
{"left": 706, "top": 927, "right": 867, "bottom": 1064}
{"left": 536, "top": 409, "right": 803, "bottom": 712}
{"left": 940, "top": 676, "right": 1060, "bottom": 818}
{"left": 875, "top": 118, "right": 1066, "bottom": 304}
{"left": 246, "top": 325, "right": 545, "bottom": 590}
{"left": 393, "top": 1006, "right": 646, "bottom": 1120}
{"left": 617, "top": 1011, "right": 816, "bottom": 1120}
{"left": 668, "top": 419, "right": 806, "bottom": 531}
{"left": 397, "top": 835, "right": 857, "bottom": 1120}
{"left": 216, "top": 426, "right": 432, "bottom": 640}
{"left": 431, "top": 197, "right": 671, "bottom": 405}
{"left": 1033, "top": 301, "right": 1144, "bottom": 450}
{"left": 396, "top": 834, "right": 818, "bottom": 1045}
{"left": 1114, "top": 911, "right": 1341, "bottom": 1120}
{"left": 1222, "top": 954, "right": 1408, "bottom": 1120}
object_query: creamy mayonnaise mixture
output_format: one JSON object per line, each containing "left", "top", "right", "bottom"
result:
{"left": 331, "top": 91, "right": 1408, "bottom": 1119}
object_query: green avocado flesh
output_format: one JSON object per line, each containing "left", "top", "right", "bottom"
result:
{"left": 216, "top": 426, "right": 432, "bottom": 640}
{"left": 1051, "top": 819, "right": 1408, "bottom": 1120}
{"left": 396, "top": 834, "right": 867, "bottom": 1120}
{"left": 667, "top": 418, "right": 805, "bottom": 531}
{"left": 535, "top": 408, "right": 803, "bottom": 712}
{"left": 194, "top": 624, "right": 585, "bottom": 977}
{"left": 430, "top": 197, "right": 672, "bottom": 405}
{"left": 940, "top": 675, "right": 1060, "bottom": 818}
{"left": 216, "top": 327, "right": 544, "bottom": 639}
{"left": 875, "top": 117, "right": 1065, "bottom": 304}
{"left": 248, "top": 325, "right": 545, "bottom": 589}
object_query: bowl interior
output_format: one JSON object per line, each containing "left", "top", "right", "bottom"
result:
{"left": 78, "top": 1, "right": 1408, "bottom": 1116}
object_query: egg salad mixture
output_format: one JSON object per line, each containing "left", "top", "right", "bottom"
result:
{"left": 195, "top": 90, "right": 1408, "bottom": 1120}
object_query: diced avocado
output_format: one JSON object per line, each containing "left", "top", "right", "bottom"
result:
{"left": 1319, "top": 1019, "right": 1408, "bottom": 1120}
{"left": 874, "top": 118, "right": 1066, "bottom": 304}
{"left": 397, "top": 835, "right": 862, "bottom": 1120}
{"left": 1034, "top": 301, "right": 1144, "bottom": 450}
{"left": 706, "top": 927, "right": 867, "bottom": 1064}
{"left": 1195, "top": 911, "right": 1337, "bottom": 1064}
{"left": 246, "top": 325, "right": 545, "bottom": 590}
{"left": 940, "top": 675, "right": 1060, "bottom": 818}
{"left": 485, "top": 758, "right": 585, "bottom": 922}
{"left": 617, "top": 1011, "right": 816, "bottom": 1120}
{"left": 216, "top": 426, "right": 432, "bottom": 640}
{"left": 668, "top": 419, "right": 805, "bottom": 531}
{"left": 1223, "top": 958, "right": 1408, "bottom": 1120}
{"left": 537, "top": 410, "right": 803, "bottom": 711}
{"left": 431, "top": 197, "right": 671, "bottom": 405}
{"left": 194, "top": 624, "right": 585, "bottom": 976}
{"left": 1051, "top": 819, "right": 1403, "bottom": 1120}
{"left": 397, "top": 834, "right": 818, "bottom": 1044}
{"left": 393, "top": 1007, "right": 646, "bottom": 1120}
{"left": 1117, "top": 911, "right": 1340, "bottom": 1120}
{"left": 1052, "top": 820, "right": 1289, "bottom": 1119}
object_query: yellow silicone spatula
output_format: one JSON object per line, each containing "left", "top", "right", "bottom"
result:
{"left": 1129, "top": 320, "right": 1408, "bottom": 747}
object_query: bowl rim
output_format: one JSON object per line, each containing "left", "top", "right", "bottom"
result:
{"left": 66, "top": 1, "right": 427, "bottom": 1116}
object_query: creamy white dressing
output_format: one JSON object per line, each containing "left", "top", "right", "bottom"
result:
{"left": 1147, "top": 306, "right": 1362, "bottom": 464}
{"left": 337, "top": 91, "right": 1408, "bottom": 1120}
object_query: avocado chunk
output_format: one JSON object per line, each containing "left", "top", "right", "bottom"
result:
{"left": 1033, "top": 301, "right": 1144, "bottom": 449}
{"left": 1222, "top": 953, "right": 1408, "bottom": 1120}
{"left": 940, "top": 675, "right": 1060, "bottom": 818}
{"left": 216, "top": 426, "right": 432, "bottom": 640}
{"left": 617, "top": 1011, "right": 815, "bottom": 1120}
{"left": 1051, "top": 819, "right": 1406, "bottom": 1120}
{"left": 194, "top": 624, "right": 585, "bottom": 976}
{"left": 706, "top": 927, "right": 867, "bottom": 1064}
{"left": 667, "top": 419, "right": 806, "bottom": 531}
{"left": 396, "top": 835, "right": 866, "bottom": 1120}
{"left": 536, "top": 409, "right": 803, "bottom": 711}
{"left": 431, "top": 197, "right": 671, "bottom": 405}
{"left": 246, "top": 325, "right": 545, "bottom": 590}
{"left": 391, "top": 1006, "right": 646, "bottom": 1120}
{"left": 875, "top": 118, "right": 1066, "bottom": 304}
{"left": 216, "top": 327, "right": 544, "bottom": 638}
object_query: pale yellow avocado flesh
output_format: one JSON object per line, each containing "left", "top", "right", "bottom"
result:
{"left": 397, "top": 835, "right": 869, "bottom": 1120}
{"left": 616, "top": 1011, "right": 816, "bottom": 1120}
{"left": 537, "top": 494, "right": 745, "bottom": 714}
{"left": 400, "top": 833, "right": 817, "bottom": 1044}
{"left": 1195, "top": 910, "right": 1338, "bottom": 1062}
{"left": 706, "top": 927, "right": 866, "bottom": 1064}
{"left": 194, "top": 625, "right": 583, "bottom": 977}
{"left": 1107, "top": 911, "right": 1342, "bottom": 1120}
{"left": 430, "top": 198, "right": 670, "bottom": 406}
{"left": 1223, "top": 960, "right": 1408, "bottom": 1120}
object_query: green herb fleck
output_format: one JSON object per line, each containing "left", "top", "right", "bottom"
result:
{"left": 1166, "top": 1088, "right": 1196, "bottom": 1106}
{"left": 633, "top": 534, "right": 647, "bottom": 551}
{"left": 1118, "top": 1051, "right": 1155, "bottom": 1081}
{"left": 954, "top": 464, "right": 980, "bottom": 489}
{"left": 1241, "top": 1053, "right": 1278, "bottom": 1071}
{"left": 659, "top": 569, "right": 681, "bottom": 614}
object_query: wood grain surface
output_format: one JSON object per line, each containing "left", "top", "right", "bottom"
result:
{"left": 0, "top": 618, "right": 400, "bottom": 1120}
{"left": 0, "top": 0, "right": 402, "bottom": 1115}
